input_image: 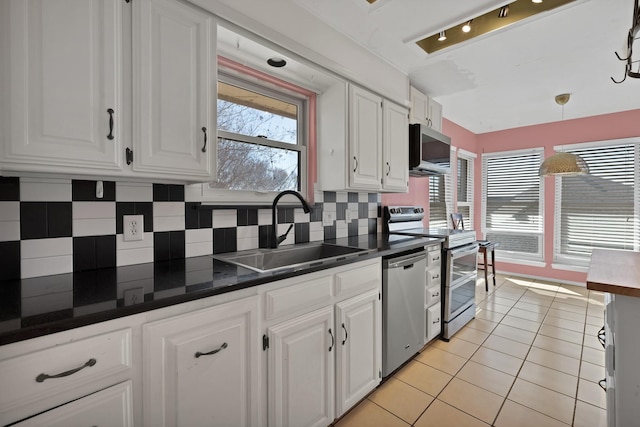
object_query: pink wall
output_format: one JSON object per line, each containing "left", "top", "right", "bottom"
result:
{"left": 475, "top": 109, "right": 640, "bottom": 284}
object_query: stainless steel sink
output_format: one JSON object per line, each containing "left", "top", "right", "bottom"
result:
{"left": 212, "top": 242, "right": 370, "bottom": 273}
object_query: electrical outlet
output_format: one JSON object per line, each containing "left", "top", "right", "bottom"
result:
{"left": 322, "top": 211, "right": 335, "bottom": 226}
{"left": 345, "top": 209, "right": 353, "bottom": 223}
{"left": 123, "top": 215, "right": 144, "bottom": 241}
{"left": 123, "top": 287, "right": 144, "bottom": 306}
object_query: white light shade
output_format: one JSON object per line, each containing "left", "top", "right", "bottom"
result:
{"left": 462, "top": 21, "right": 472, "bottom": 32}
{"left": 539, "top": 152, "right": 590, "bottom": 176}
{"left": 438, "top": 31, "right": 447, "bottom": 41}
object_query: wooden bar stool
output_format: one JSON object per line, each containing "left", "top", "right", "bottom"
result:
{"left": 477, "top": 241, "right": 498, "bottom": 292}
{"left": 451, "top": 213, "right": 498, "bottom": 292}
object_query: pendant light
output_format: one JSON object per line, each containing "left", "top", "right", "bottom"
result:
{"left": 539, "top": 94, "right": 590, "bottom": 176}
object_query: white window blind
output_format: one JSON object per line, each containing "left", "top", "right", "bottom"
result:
{"left": 457, "top": 152, "right": 474, "bottom": 229}
{"left": 482, "top": 149, "right": 543, "bottom": 260}
{"left": 555, "top": 141, "right": 640, "bottom": 266}
{"left": 429, "top": 170, "right": 452, "bottom": 228}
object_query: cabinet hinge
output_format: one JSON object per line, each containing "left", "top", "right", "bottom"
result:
{"left": 262, "top": 334, "right": 269, "bottom": 351}
{"left": 125, "top": 148, "right": 133, "bottom": 165}
{"left": 379, "top": 370, "right": 382, "bottom": 379}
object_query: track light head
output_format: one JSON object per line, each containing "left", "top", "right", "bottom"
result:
{"left": 462, "top": 20, "right": 472, "bottom": 33}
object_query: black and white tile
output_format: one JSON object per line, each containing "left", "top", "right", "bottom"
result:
{"left": 0, "top": 176, "right": 381, "bottom": 279}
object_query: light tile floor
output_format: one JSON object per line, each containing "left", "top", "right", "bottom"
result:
{"left": 334, "top": 274, "right": 607, "bottom": 427}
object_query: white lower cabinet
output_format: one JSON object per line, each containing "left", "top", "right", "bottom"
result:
{"left": 426, "top": 303, "right": 442, "bottom": 343}
{"left": 143, "top": 296, "right": 260, "bottom": 427}
{"left": 267, "top": 306, "right": 336, "bottom": 427}
{"left": 335, "top": 289, "right": 382, "bottom": 417}
{"left": 265, "top": 258, "right": 382, "bottom": 427}
{"left": 13, "top": 381, "right": 133, "bottom": 427}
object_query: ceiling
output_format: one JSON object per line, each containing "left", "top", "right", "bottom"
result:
{"left": 280, "top": 0, "right": 639, "bottom": 133}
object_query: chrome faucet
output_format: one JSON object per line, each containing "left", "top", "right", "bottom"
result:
{"left": 271, "top": 190, "right": 312, "bottom": 248}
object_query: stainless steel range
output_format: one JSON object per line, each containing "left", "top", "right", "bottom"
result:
{"left": 385, "top": 206, "right": 479, "bottom": 341}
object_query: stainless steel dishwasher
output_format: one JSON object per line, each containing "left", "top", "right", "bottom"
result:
{"left": 382, "top": 248, "right": 427, "bottom": 377}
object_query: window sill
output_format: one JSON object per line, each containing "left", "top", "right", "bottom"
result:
{"left": 495, "top": 257, "right": 546, "bottom": 268}
{"left": 551, "top": 263, "right": 589, "bottom": 273}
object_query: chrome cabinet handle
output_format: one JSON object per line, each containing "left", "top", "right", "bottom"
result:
{"left": 353, "top": 156, "right": 358, "bottom": 173}
{"left": 598, "top": 378, "right": 607, "bottom": 392}
{"left": 201, "top": 127, "right": 207, "bottom": 153}
{"left": 329, "top": 328, "right": 335, "bottom": 352}
{"left": 597, "top": 326, "right": 605, "bottom": 348}
{"left": 36, "top": 358, "right": 97, "bottom": 382}
{"left": 386, "top": 162, "right": 391, "bottom": 176}
{"left": 195, "top": 342, "right": 228, "bottom": 358}
{"left": 107, "top": 109, "right": 114, "bottom": 140}
{"left": 432, "top": 317, "right": 440, "bottom": 324}
{"left": 342, "top": 323, "right": 348, "bottom": 345}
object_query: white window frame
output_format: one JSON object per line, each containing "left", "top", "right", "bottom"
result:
{"left": 481, "top": 148, "right": 544, "bottom": 263}
{"left": 456, "top": 148, "right": 476, "bottom": 229}
{"left": 553, "top": 137, "right": 640, "bottom": 269}
{"left": 428, "top": 146, "right": 455, "bottom": 228}
{"left": 200, "top": 64, "right": 309, "bottom": 205}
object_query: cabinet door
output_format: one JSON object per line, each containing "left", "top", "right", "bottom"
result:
{"left": 382, "top": 100, "right": 409, "bottom": 192}
{"left": 428, "top": 97, "right": 443, "bottom": 132}
{"left": 348, "top": 85, "right": 382, "bottom": 190}
{"left": 13, "top": 381, "right": 133, "bottom": 427}
{"left": 335, "top": 290, "right": 382, "bottom": 417}
{"left": 409, "top": 85, "right": 428, "bottom": 126}
{"left": 426, "top": 303, "right": 442, "bottom": 343}
{"left": 133, "top": 0, "right": 216, "bottom": 179}
{"left": 268, "top": 306, "right": 335, "bottom": 427}
{"left": 2, "top": 0, "right": 122, "bottom": 172}
{"left": 143, "top": 296, "right": 259, "bottom": 427}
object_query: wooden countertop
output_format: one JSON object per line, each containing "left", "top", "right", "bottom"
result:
{"left": 587, "top": 249, "right": 640, "bottom": 297}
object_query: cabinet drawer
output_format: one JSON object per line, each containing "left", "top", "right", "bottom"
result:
{"left": 334, "top": 262, "right": 381, "bottom": 298}
{"left": 426, "top": 267, "right": 441, "bottom": 288}
{"left": 426, "top": 303, "right": 442, "bottom": 342}
{"left": 426, "top": 285, "right": 441, "bottom": 307}
{"left": 427, "top": 249, "right": 442, "bottom": 267}
{"left": 265, "top": 275, "right": 333, "bottom": 321}
{"left": 13, "top": 381, "right": 133, "bottom": 427}
{"left": 0, "top": 328, "right": 132, "bottom": 416}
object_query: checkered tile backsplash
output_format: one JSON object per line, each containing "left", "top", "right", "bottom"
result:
{"left": 0, "top": 177, "right": 381, "bottom": 279}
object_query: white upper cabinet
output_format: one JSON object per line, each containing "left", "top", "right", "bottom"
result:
{"left": 318, "top": 82, "right": 408, "bottom": 193}
{"left": 382, "top": 100, "right": 409, "bottom": 192}
{"left": 349, "top": 85, "right": 383, "bottom": 190}
{"left": 409, "top": 85, "right": 442, "bottom": 132}
{"left": 132, "top": 0, "right": 216, "bottom": 179}
{"left": 0, "top": 0, "right": 217, "bottom": 182}
{"left": 1, "top": 0, "right": 123, "bottom": 173}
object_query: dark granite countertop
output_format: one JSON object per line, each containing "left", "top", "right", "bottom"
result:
{"left": 0, "top": 233, "right": 442, "bottom": 346}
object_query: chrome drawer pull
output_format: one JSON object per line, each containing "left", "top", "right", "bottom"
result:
{"left": 195, "top": 342, "right": 228, "bottom": 358}
{"left": 36, "top": 358, "right": 97, "bottom": 382}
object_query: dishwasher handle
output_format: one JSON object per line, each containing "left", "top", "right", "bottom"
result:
{"left": 387, "top": 253, "right": 426, "bottom": 269}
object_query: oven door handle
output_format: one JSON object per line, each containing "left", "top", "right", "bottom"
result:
{"left": 449, "top": 244, "right": 479, "bottom": 258}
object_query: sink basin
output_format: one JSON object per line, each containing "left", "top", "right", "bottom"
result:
{"left": 213, "top": 242, "right": 370, "bottom": 273}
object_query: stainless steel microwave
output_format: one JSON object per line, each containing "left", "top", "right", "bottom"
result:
{"left": 409, "top": 123, "right": 451, "bottom": 176}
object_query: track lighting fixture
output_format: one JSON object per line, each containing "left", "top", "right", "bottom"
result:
{"left": 416, "top": 0, "right": 575, "bottom": 54}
